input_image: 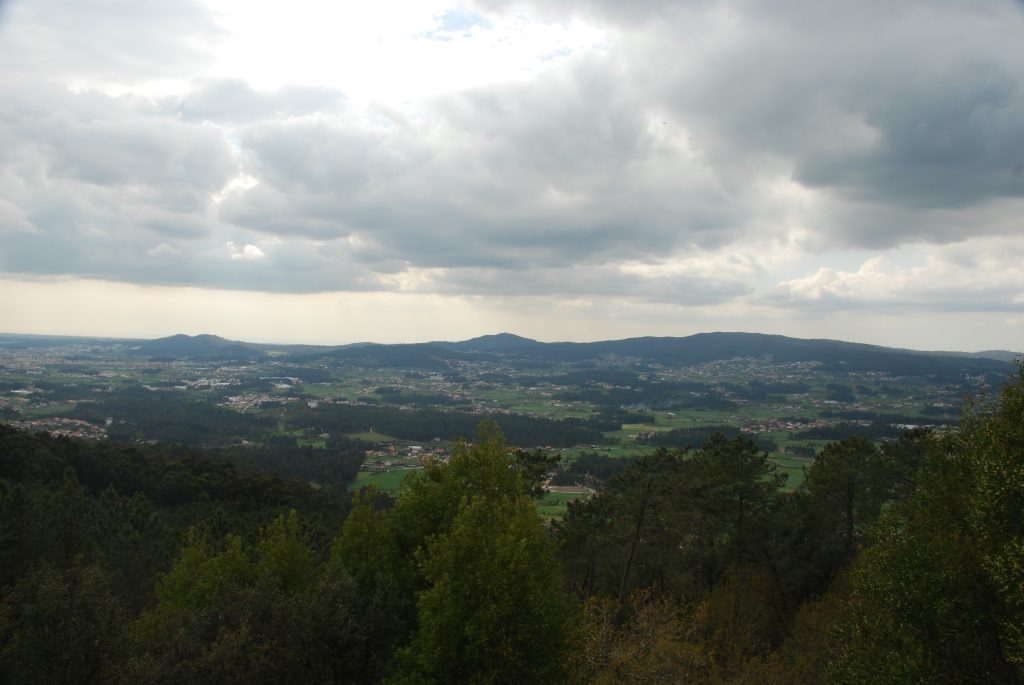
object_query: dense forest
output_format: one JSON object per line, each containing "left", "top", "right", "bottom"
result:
{"left": 2, "top": 368, "right": 1023, "bottom": 683}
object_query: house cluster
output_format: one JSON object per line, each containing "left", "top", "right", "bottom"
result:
{"left": 360, "top": 443, "right": 451, "bottom": 472}
{"left": 220, "top": 392, "right": 301, "bottom": 412}
{"left": 7, "top": 416, "right": 106, "bottom": 440}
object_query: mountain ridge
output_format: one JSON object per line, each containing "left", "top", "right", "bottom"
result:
{"left": 294, "top": 331, "right": 1017, "bottom": 378}
{"left": 0, "top": 331, "right": 1016, "bottom": 370}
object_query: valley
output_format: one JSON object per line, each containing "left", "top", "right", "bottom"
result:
{"left": 1, "top": 331, "right": 1012, "bottom": 511}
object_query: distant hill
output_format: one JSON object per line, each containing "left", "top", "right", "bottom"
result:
{"left": 294, "top": 331, "right": 1015, "bottom": 379}
{"left": 436, "top": 332, "right": 541, "bottom": 352}
{"left": 128, "top": 334, "right": 265, "bottom": 361}
{"left": 393, "top": 327, "right": 1015, "bottom": 376}
{"left": 435, "top": 331, "right": 1012, "bottom": 377}
{"left": 2, "top": 331, "right": 1015, "bottom": 377}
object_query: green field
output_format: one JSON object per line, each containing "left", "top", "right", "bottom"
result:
{"left": 768, "top": 454, "right": 810, "bottom": 489}
{"left": 22, "top": 401, "right": 78, "bottom": 418}
{"left": 299, "top": 384, "right": 341, "bottom": 398}
{"left": 346, "top": 430, "right": 399, "bottom": 442}
{"left": 351, "top": 468, "right": 418, "bottom": 494}
{"left": 535, "top": 490, "right": 590, "bottom": 519}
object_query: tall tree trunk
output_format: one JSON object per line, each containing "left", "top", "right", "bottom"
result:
{"left": 846, "top": 476, "right": 855, "bottom": 554}
{"left": 618, "top": 476, "right": 653, "bottom": 605}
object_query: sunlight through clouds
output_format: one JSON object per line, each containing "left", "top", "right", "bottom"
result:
{"left": 1, "top": 0, "right": 1022, "bottom": 348}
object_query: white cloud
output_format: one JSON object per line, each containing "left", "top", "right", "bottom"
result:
{"left": 772, "top": 237, "right": 1024, "bottom": 312}
{"left": 227, "top": 241, "right": 266, "bottom": 261}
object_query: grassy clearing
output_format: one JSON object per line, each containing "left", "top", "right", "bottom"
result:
{"left": 600, "top": 445, "right": 653, "bottom": 458}
{"left": 346, "top": 430, "right": 399, "bottom": 443}
{"left": 768, "top": 454, "right": 809, "bottom": 490}
{"left": 23, "top": 402, "right": 77, "bottom": 418}
{"left": 559, "top": 445, "right": 651, "bottom": 461}
{"left": 300, "top": 384, "right": 342, "bottom": 398}
{"left": 535, "top": 490, "right": 590, "bottom": 520}
{"left": 351, "top": 468, "right": 418, "bottom": 494}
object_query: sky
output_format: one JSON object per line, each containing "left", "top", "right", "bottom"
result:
{"left": 0, "top": 0, "right": 1023, "bottom": 351}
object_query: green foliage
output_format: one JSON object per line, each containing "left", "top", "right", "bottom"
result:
{"left": 559, "top": 434, "right": 787, "bottom": 600}
{"left": 64, "top": 389, "right": 275, "bottom": 446}
{"left": 7, "top": 371, "right": 1020, "bottom": 685}
{"left": 692, "top": 433, "right": 788, "bottom": 561}
{"left": 0, "top": 422, "right": 346, "bottom": 515}
{"left": 880, "top": 427, "right": 935, "bottom": 498}
{"left": 510, "top": 448, "right": 560, "bottom": 496}
{"left": 331, "top": 487, "right": 401, "bottom": 588}
{"left": 642, "top": 424, "right": 778, "bottom": 452}
{"left": 829, "top": 456, "right": 1011, "bottom": 683}
{"left": 830, "top": 366, "right": 1024, "bottom": 683}
{"left": 396, "top": 495, "right": 572, "bottom": 684}
{"left": 559, "top": 447, "right": 690, "bottom": 597}
{"left": 223, "top": 436, "right": 367, "bottom": 490}
{"left": 287, "top": 402, "right": 607, "bottom": 448}
{"left": 257, "top": 510, "right": 315, "bottom": 592}
{"left": 389, "top": 422, "right": 574, "bottom": 684}
{"left": 146, "top": 531, "right": 254, "bottom": 618}
{"left": 0, "top": 560, "right": 126, "bottom": 684}
{"left": 960, "top": 372, "right": 1024, "bottom": 669}
{"left": 127, "top": 514, "right": 325, "bottom": 683}
{"left": 550, "top": 450, "right": 634, "bottom": 486}
{"left": 803, "top": 436, "right": 893, "bottom": 555}
{"left": 391, "top": 422, "right": 526, "bottom": 560}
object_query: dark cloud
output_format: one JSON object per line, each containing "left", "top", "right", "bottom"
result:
{"left": 795, "top": 60, "right": 1024, "bottom": 210}
{"left": 626, "top": 0, "right": 1024, "bottom": 246}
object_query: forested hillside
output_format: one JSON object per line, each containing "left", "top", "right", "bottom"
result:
{"left": 2, "top": 367, "right": 1023, "bottom": 683}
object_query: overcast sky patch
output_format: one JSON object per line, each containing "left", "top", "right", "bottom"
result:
{"left": 1, "top": 0, "right": 1022, "bottom": 348}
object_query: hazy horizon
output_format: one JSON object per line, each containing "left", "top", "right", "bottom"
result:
{"left": 2, "top": 325, "right": 1020, "bottom": 357}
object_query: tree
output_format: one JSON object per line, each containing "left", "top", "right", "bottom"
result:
{"left": 691, "top": 433, "right": 786, "bottom": 563}
{"left": 395, "top": 495, "right": 572, "bottom": 684}
{"left": 830, "top": 366, "right": 1024, "bottom": 683}
{"left": 325, "top": 486, "right": 411, "bottom": 683}
{"left": 559, "top": 448, "right": 695, "bottom": 599}
{"left": 959, "top": 369, "right": 1024, "bottom": 670}
{"left": 389, "top": 424, "right": 573, "bottom": 684}
{"left": 880, "top": 427, "right": 936, "bottom": 498}
{"left": 560, "top": 435, "right": 786, "bottom": 602}
{"left": 390, "top": 422, "right": 524, "bottom": 568}
{"left": 0, "top": 560, "right": 126, "bottom": 685}
{"left": 803, "top": 436, "right": 892, "bottom": 555}
{"left": 510, "top": 448, "right": 560, "bottom": 496}
{"left": 125, "top": 514, "right": 325, "bottom": 684}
